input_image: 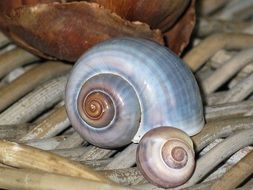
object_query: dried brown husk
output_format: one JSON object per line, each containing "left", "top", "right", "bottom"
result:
{"left": 0, "top": 1, "right": 163, "bottom": 61}
{"left": 0, "top": 0, "right": 195, "bottom": 61}
{"left": 86, "top": 0, "right": 190, "bottom": 32}
{"left": 67, "top": 0, "right": 197, "bottom": 55}
{"left": 164, "top": 0, "right": 196, "bottom": 55}
{"left": 0, "top": 0, "right": 62, "bottom": 12}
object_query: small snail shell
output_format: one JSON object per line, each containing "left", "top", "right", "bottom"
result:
{"left": 65, "top": 37, "right": 204, "bottom": 148}
{"left": 137, "top": 127, "right": 195, "bottom": 188}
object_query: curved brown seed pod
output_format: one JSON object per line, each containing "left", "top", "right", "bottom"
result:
{"left": 164, "top": 0, "right": 196, "bottom": 55}
{"left": 87, "top": 0, "right": 190, "bottom": 32}
{"left": 0, "top": 0, "right": 61, "bottom": 12}
{"left": 0, "top": 2, "right": 163, "bottom": 61}
{"left": 86, "top": 0, "right": 196, "bottom": 55}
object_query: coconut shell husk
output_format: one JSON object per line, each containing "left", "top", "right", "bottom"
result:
{"left": 0, "top": 0, "right": 195, "bottom": 61}
{"left": 0, "top": 1, "right": 163, "bottom": 61}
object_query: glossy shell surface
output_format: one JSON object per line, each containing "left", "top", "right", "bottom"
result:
{"left": 65, "top": 37, "right": 204, "bottom": 147}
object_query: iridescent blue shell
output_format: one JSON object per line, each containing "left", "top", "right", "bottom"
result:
{"left": 65, "top": 37, "right": 204, "bottom": 148}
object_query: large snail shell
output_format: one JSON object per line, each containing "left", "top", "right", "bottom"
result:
{"left": 65, "top": 37, "right": 204, "bottom": 148}
{"left": 137, "top": 127, "right": 195, "bottom": 188}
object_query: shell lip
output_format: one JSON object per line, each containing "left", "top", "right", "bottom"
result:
{"left": 132, "top": 116, "right": 205, "bottom": 143}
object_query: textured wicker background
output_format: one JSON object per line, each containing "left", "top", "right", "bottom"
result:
{"left": 0, "top": 0, "right": 253, "bottom": 189}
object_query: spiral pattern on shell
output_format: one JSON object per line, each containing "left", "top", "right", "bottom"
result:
{"left": 65, "top": 37, "right": 204, "bottom": 148}
{"left": 75, "top": 73, "right": 141, "bottom": 148}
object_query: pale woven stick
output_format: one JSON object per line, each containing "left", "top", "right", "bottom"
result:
{"left": 182, "top": 128, "right": 253, "bottom": 187}
{"left": 135, "top": 181, "right": 253, "bottom": 190}
{"left": 229, "top": 62, "right": 253, "bottom": 88}
{"left": 21, "top": 106, "right": 70, "bottom": 141}
{"left": 0, "top": 124, "right": 30, "bottom": 140}
{"left": 82, "top": 158, "right": 113, "bottom": 170}
{"left": 79, "top": 146, "right": 116, "bottom": 161}
{"left": 182, "top": 180, "right": 253, "bottom": 190}
{"left": 0, "top": 61, "right": 71, "bottom": 111}
{"left": 200, "top": 0, "right": 229, "bottom": 15}
{"left": 192, "top": 116, "right": 253, "bottom": 152}
{"left": 104, "top": 143, "right": 138, "bottom": 170}
{"left": 99, "top": 167, "right": 146, "bottom": 186}
{"left": 51, "top": 147, "right": 90, "bottom": 160}
{"left": 0, "top": 75, "right": 67, "bottom": 124}
{"left": 202, "top": 48, "right": 253, "bottom": 94}
{"left": 0, "top": 48, "right": 39, "bottom": 78}
{"left": 0, "top": 32, "right": 9, "bottom": 47}
{"left": 209, "top": 49, "right": 236, "bottom": 69}
{"left": 210, "top": 150, "right": 253, "bottom": 190}
{"left": 0, "top": 167, "right": 131, "bottom": 190}
{"left": 0, "top": 140, "right": 111, "bottom": 183}
{"left": 183, "top": 33, "right": 253, "bottom": 71}
{"left": 197, "top": 18, "right": 253, "bottom": 37}
{"left": 217, "top": 0, "right": 253, "bottom": 20}
{"left": 215, "top": 73, "right": 253, "bottom": 104}
{"left": 202, "top": 146, "right": 252, "bottom": 182}
{"left": 205, "top": 91, "right": 227, "bottom": 105}
{"left": 56, "top": 131, "right": 84, "bottom": 149}
{"left": 24, "top": 136, "right": 68, "bottom": 150}
{"left": 205, "top": 100, "right": 253, "bottom": 120}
